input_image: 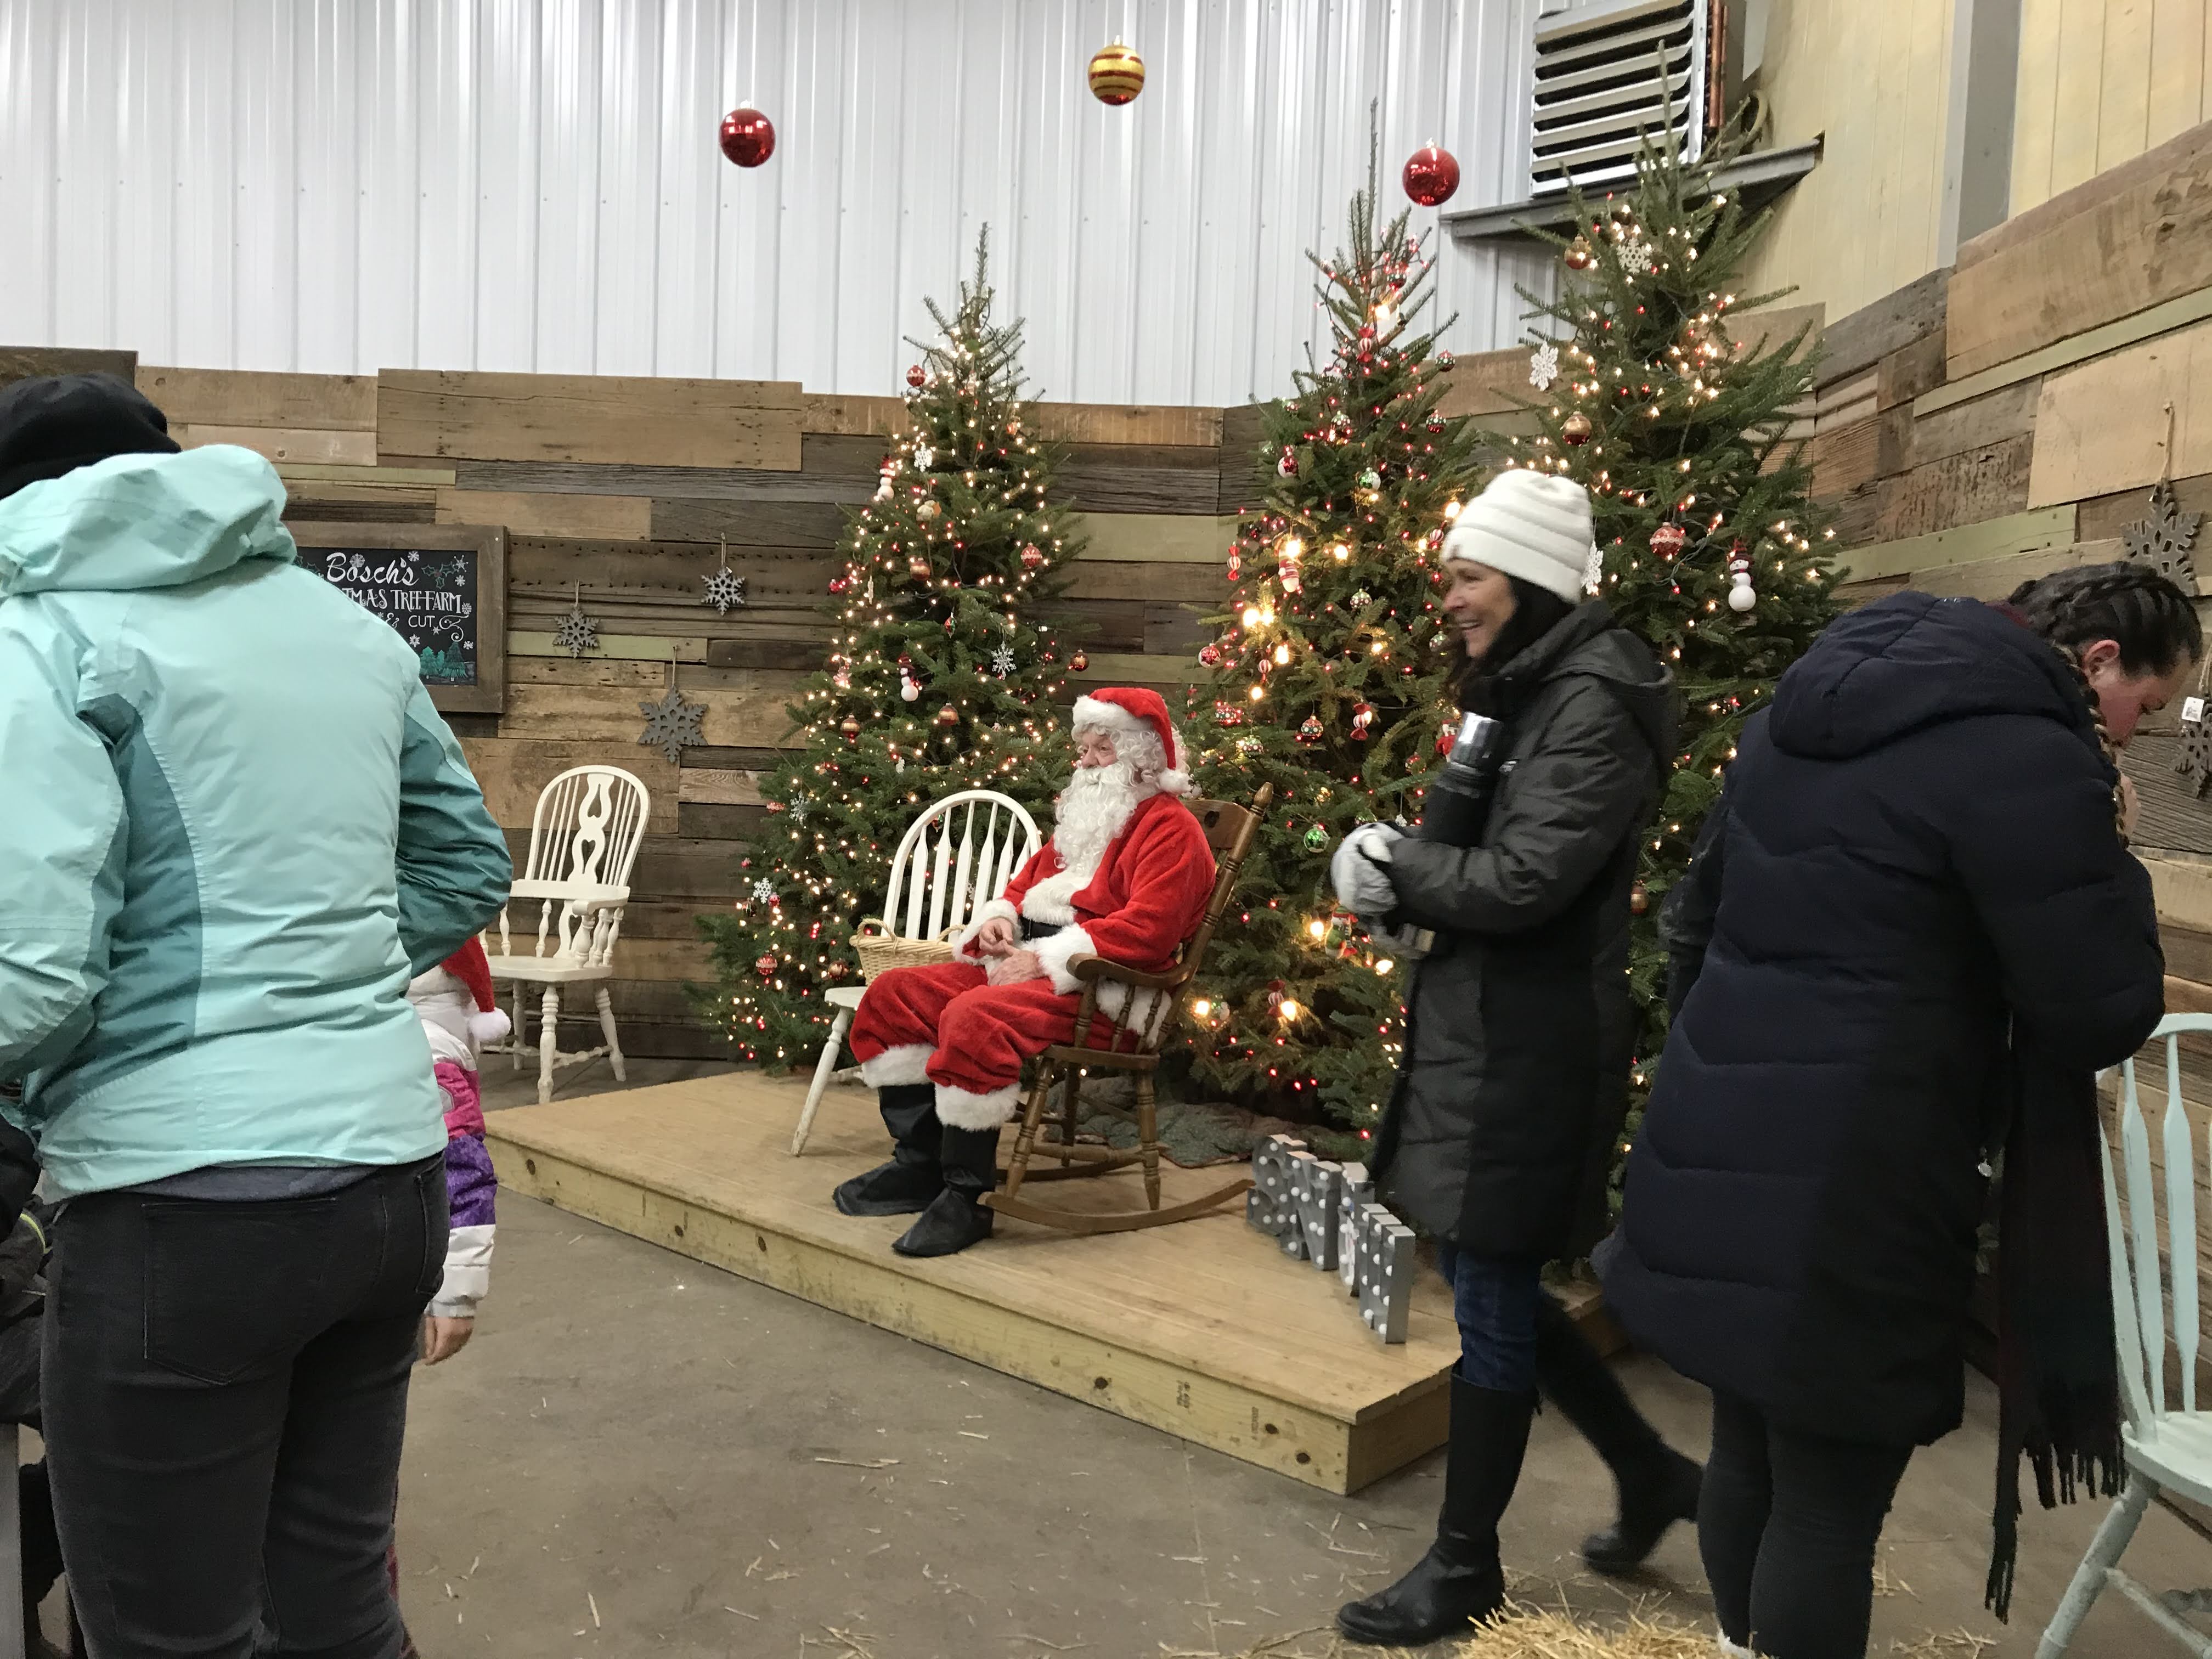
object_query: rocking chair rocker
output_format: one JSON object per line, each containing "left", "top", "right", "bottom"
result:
{"left": 983, "top": 785, "right": 1272, "bottom": 1236}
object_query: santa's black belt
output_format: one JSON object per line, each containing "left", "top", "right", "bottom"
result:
{"left": 1020, "top": 918, "right": 1065, "bottom": 943}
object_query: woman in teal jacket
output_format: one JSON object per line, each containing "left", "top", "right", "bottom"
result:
{"left": 0, "top": 374, "right": 510, "bottom": 1658}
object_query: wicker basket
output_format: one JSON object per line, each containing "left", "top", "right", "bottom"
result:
{"left": 850, "top": 920, "right": 960, "bottom": 981}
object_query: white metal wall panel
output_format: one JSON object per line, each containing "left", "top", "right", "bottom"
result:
{"left": 1, "top": 0, "right": 1571, "bottom": 405}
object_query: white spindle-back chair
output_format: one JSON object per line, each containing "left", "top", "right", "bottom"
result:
{"left": 792, "top": 791, "right": 1041, "bottom": 1154}
{"left": 2039, "top": 1014, "right": 2212, "bottom": 1658}
{"left": 482, "top": 765, "right": 651, "bottom": 1105}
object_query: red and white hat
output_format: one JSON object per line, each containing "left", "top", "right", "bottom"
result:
{"left": 441, "top": 936, "right": 513, "bottom": 1047}
{"left": 1072, "top": 687, "right": 1195, "bottom": 796}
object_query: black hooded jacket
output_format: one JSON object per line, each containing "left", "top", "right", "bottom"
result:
{"left": 1371, "top": 600, "right": 1675, "bottom": 1260}
{"left": 1601, "top": 590, "right": 2164, "bottom": 1446}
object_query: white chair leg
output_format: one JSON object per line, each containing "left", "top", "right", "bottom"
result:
{"left": 537, "top": 987, "right": 561, "bottom": 1106}
{"left": 2038, "top": 1474, "right": 2155, "bottom": 1659}
{"left": 510, "top": 981, "right": 524, "bottom": 1072}
{"left": 793, "top": 1007, "right": 855, "bottom": 1156}
{"left": 594, "top": 986, "right": 625, "bottom": 1082}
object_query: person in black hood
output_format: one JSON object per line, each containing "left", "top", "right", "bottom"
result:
{"left": 1333, "top": 471, "right": 1695, "bottom": 1647}
{"left": 1601, "top": 563, "right": 2198, "bottom": 1659}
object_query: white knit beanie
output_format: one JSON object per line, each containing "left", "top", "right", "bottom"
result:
{"left": 1438, "top": 469, "right": 1599, "bottom": 602}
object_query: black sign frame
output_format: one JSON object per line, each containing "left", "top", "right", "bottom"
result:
{"left": 286, "top": 521, "right": 507, "bottom": 714}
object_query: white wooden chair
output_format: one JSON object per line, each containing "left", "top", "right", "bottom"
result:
{"left": 482, "top": 765, "right": 651, "bottom": 1105}
{"left": 790, "top": 789, "right": 1041, "bottom": 1154}
{"left": 2040, "top": 1013, "right": 2212, "bottom": 1657}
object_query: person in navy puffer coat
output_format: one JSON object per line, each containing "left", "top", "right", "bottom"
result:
{"left": 1602, "top": 565, "right": 2198, "bottom": 1659}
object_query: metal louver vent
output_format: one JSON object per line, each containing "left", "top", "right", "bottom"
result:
{"left": 1531, "top": 0, "right": 1710, "bottom": 197}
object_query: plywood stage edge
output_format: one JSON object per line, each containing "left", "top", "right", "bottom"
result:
{"left": 483, "top": 1073, "right": 1468, "bottom": 1493}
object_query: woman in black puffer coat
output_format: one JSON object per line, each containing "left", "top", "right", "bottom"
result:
{"left": 1333, "top": 470, "right": 1694, "bottom": 1647}
{"left": 1602, "top": 564, "right": 2198, "bottom": 1659}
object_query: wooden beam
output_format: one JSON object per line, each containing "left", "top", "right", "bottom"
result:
{"left": 1906, "top": 379, "right": 2040, "bottom": 470}
{"left": 436, "top": 488, "right": 651, "bottom": 540}
{"left": 2028, "top": 314, "right": 2212, "bottom": 506}
{"left": 507, "top": 631, "right": 707, "bottom": 663}
{"left": 1920, "top": 280, "right": 2212, "bottom": 422}
{"left": 1876, "top": 433, "right": 2033, "bottom": 540}
{"left": 677, "top": 768, "right": 765, "bottom": 806}
{"left": 0, "top": 346, "right": 135, "bottom": 388}
{"left": 1816, "top": 269, "right": 1950, "bottom": 388}
{"left": 1833, "top": 504, "right": 2078, "bottom": 582}
{"left": 378, "top": 370, "right": 805, "bottom": 470}
{"left": 138, "top": 366, "right": 377, "bottom": 430}
{"left": 174, "top": 425, "right": 378, "bottom": 467}
{"left": 1074, "top": 514, "right": 1236, "bottom": 565}
{"left": 496, "top": 679, "right": 806, "bottom": 751}
{"left": 1909, "top": 535, "right": 2125, "bottom": 600}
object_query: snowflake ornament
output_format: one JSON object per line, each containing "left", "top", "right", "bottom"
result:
{"left": 914, "top": 443, "right": 936, "bottom": 470}
{"left": 1582, "top": 543, "right": 1605, "bottom": 594}
{"left": 2180, "top": 714, "right": 2212, "bottom": 799}
{"left": 637, "top": 685, "right": 706, "bottom": 763}
{"left": 552, "top": 597, "right": 600, "bottom": 659}
{"left": 749, "top": 878, "right": 777, "bottom": 905}
{"left": 701, "top": 562, "right": 749, "bottom": 614}
{"left": 788, "top": 793, "right": 811, "bottom": 825}
{"left": 1528, "top": 341, "right": 1560, "bottom": 392}
{"left": 990, "top": 644, "right": 1017, "bottom": 678}
{"left": 2124, "top": 479, "right": 2202, "bottom": 594}
{"left": 1618, "top": 238, "right": 1655, "bottom": 274}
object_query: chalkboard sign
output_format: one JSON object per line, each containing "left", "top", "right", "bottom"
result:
{"left": 286, "top": 522, "right": 506, "bottom": 714}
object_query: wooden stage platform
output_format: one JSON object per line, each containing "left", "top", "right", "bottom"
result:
{"left": 485, "top": 1073, "right": 1468, "bottom": 1493}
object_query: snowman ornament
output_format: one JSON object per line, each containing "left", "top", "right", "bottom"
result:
{"left": 1727, "top": 545, "right": 1757, "bottom": 613}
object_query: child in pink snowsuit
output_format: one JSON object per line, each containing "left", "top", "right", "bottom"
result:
{"left": 404, "top": 936, "right": 509, "bottom": 1362}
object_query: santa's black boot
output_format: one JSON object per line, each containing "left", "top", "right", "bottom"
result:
{"left": 833, "top": 1084, "right": 943, "bottom": 1216}
{"left": 892, "top": 1124, "right": 998, "bottom": 1257}
{"left": 1534, "top": 1294, "right": 1701, "bottom": 1575}
{"left": 1336, "top": 1375, "right": 1533, "bottom": 1646}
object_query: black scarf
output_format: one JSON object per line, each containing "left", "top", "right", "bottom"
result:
{"left": 1984, "top": 1042, "right": 2126, "bottom": 1621}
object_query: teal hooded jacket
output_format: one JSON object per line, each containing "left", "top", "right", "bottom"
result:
{"left": 0, "top": 445, "right": 511, "bottom": 1196}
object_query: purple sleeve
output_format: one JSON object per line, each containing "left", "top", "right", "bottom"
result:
{"left": 443, "top": 1130, "right": 498, "bottom": 1229}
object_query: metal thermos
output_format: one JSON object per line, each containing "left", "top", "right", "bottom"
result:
{"left": 1418, "top": 712, "right": 1507, "bottom": 847}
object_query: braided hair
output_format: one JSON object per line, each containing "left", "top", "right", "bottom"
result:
{"left": 2006, "top": 561, "right": 2203, "bottom": 834}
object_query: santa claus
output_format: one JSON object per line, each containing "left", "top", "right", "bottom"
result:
{"left": 840, "top": 687, "right": 1218, "bottom": 1257}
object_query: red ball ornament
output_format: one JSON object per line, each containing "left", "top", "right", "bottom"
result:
{"left": 828, "top": 576, "right": 849, "bottom": 594}
{"left": 1402, "top": 143, "right": 1460, "bottom": 207}
{"left": 1198, "top": 642, "right": 1222, "bottom": 668}
{"left": 1629, "top": 883, "right": 1651, "bottom": 917}
{"left": 1019, "top": 543, "right": 1045, "bottom": 569}
{"left": 936, "top": 703, "right": 960, "bottom": 727}
{"left": 838, "top": 716, "right": 861, "bottom": 742}
{"left": 1069, "top": 652, "right": 1089, "bottom": 673}
{"left": 907, "top": 555, "right": 932, "bottom": 579}
{"left": 718, "top": 107, "right": 776, "bottom": 168}
{"left": 1297, "top": 715, "right": 1324, "bottom": 745}
{"left": 1562, "top": 412, "right": 1594, "bottom": 446}
{"left": 906, "top": 364, "right": 927, "bottom": 389}
{"left": 1276, "top": 450, "right": 1298, "bottom": 478}
{"left": 1087, "top": 42, "right": 1146, "bottom": 105}
{"left": 1650, "top": 522, "right": 1688, "bottom": 560}
{"left": 754, "top": 953, "right": 778, "bottom": 977}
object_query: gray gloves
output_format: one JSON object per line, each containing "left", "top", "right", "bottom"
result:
{"left": 1330, "top": 821, "right": 1404, "bottom": 922}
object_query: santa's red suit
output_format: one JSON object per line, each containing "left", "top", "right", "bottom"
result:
{"left": 849, "top": 787, "right": 1217, "bottom": 1126}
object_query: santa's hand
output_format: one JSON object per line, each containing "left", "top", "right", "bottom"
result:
{"left": 973, "top": 916, "right": 1019, "bottom": 956}
{"left": 985, "top": 948, "right": 1045, "bottom": 986}
{"left": 1329, "top": 822, "right": 1404, "bottom": 919}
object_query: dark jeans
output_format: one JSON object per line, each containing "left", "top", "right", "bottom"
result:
{"left": 45, "top": 1158, "right": 447, "bottom": 1659}
{"left": 1435, "top": 1245, "right": 1543, "bottom": 1393}
{"left": 1700, "top": 1391, "right": 1914, "bottom": 1659}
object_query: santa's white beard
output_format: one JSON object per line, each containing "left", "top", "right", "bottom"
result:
{"left": 1051, "top": 759, "right": 1148, "bottom": 878}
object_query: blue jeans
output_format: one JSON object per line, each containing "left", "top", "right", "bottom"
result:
{"left": 1436, "top": 1244, "right": 1543, "bottom": 1393}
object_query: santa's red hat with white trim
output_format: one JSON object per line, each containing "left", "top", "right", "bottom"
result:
{"left": 1071, "top": 687, "right": 1195, "bottom": 796}
{"left": 441, "top": 936, "right": 513, "bottom": 1047}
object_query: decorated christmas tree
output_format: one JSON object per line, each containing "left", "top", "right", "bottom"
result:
{"left": 694, "top": 233, "right": 1084, "bottom": 1065}
{"left": 1183, "top": 143, "right": 1489, "bottom": 1140}
{"left": 1508, "top": 115, "right": 1839, "bottom": 1119}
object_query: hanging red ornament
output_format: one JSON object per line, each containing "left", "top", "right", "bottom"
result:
{"left": 936, "top": 703, "right": 960, "bottom": 727}
{"left": 906, "top": 364, "right": 926, "bottom": 389}
{"left": 1437, "top": 718, "right": 1458, "bottom": 755}
{"left": 1226, "top": 549, "right": 1242, "bottom": 580}
{"left": 1278, "top": 557, "right": 1302, "bottom": 594}
{"left": 1069, "top": 652, "right": 1089, "bottom": 673}
{"left": 1437, "top": 351, "right": 1455, "bottom": 371}
{"left": 1087, "top": 41, "right": 1146, "bottom": 104}
{"left": 1426, "top": 413, "right": 1447, "bottom": 434}
{"left": 828, "top": 575, "right": 849, "bottom": 594}
{"left": 1401, "top": 143, "right": 1461, "bottom": 207}
{"left": 1650, "top": 522, "right": 1688, "bottom": 560}
{"left": 1276, "top": 450, "right": 1298, "bottom": 478}
{"left": 838, "top": 716, "right": 861, "bottom": 742}
{"left": 907, "top": 555, "right": 932, "bottom": 578}
{"left": 1565, "top": 235, "right": 1595, "bottom": 270}
{"left": 1214, "top": 699, "right": 1244, "bottom": 726}
{"left": 1198, "top": 642, "right": 1223, "bottom": 668}
{"left": 1351, "top": 702, "right": 1376, "bottom": 740}
{"left": 1019, "top": 543, "right": 1045, "bottom": 569}
{"left": 1296, "top": 715, "right": 1324, "bottom": 744}
{"left": 1562, "top": 413, "right": 1594, "bottom": 446}
{"left": 718, "top": 107, "right": 776, "bottom": 168}
{"left": 754, "top": 953, "right": 778, "bottom": 977}
{"left": 1629, "top": 882, "right": 1651, "bottom": 917}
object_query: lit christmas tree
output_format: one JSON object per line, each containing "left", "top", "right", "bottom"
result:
{"left": 1184, "top": 142, "right": 1488, "bottom": 1139}
{"left": 1508, "top": 115, "right": 1839, "bottom": 1135}
{"left": 695, "top": 233, "right": 1084, "bottom": 1065}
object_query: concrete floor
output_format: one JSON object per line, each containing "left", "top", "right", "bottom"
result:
{"left": 403, "top": 1057, "right": 2212, "bottom": 1657}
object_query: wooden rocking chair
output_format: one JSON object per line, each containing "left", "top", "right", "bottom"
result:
{"left": 983, "top": 785, "right": 1272, "bottom": 1236}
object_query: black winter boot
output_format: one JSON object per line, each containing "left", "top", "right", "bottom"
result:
{"left": 891, "top": 1123, "right": 998, "bottom": 1257}
{"left": 833, "top": 1084, "right": 943, "bottom": 1216}
{"left": 1533, "top": 1294, "right": 1701, "bottom": 1575}
{"left": 1336, "top": 1375, "right": 1534, "bottom": 1646}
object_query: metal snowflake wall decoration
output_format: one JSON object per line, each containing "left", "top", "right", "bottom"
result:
{"left": 701, "top": 534, "right": 749, "bottom": 614}
{"left": 2124, "top": 479, "right": 2202, "bottom": 595}
{"left": 637, "top": 685, "right": 706, "bottom": 763}
{"left": 552, "top": 586, "right": 600, "bottom": 658}
{"left": 2180, "top": 714, "right": 2212, "bottom": 799}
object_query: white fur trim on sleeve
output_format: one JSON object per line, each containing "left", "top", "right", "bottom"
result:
{"left": 935, "top": 1081, "right": 1020, "bottom": 1130}
{"left": 431, "top": 1223, "right": 495, "bottom": 1318}
{"left": 1032, "top": 925, "right": 1097, "bottom": 995}
{"left": 858, "top": 1042, "right": 935, "bottom": 1088}
{"left": 951, "top": 897, "right": 1020, "bottom": 960}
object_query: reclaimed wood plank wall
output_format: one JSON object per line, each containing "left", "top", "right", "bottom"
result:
{"left": 1804, "top": 117, "right": 2212, "bottom": 1012}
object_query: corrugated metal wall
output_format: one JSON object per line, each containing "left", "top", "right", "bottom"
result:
{"left": 0, "top": 0, "right": 1573, "bottom": 405}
